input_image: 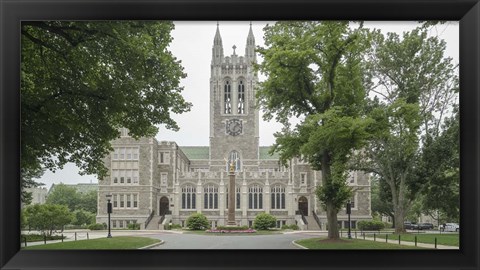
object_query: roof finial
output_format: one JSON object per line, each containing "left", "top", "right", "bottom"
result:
{"left": 232, "top": 45, "right": 237, "bottom": 55}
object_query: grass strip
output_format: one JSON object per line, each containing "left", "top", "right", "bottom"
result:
{"left": 296, "top": 238, "right": 427, "bottom": 249}
{"left": 363, "top": 233, "right": 459, "bottom": 247}
{"left": 23, "top": 236, "right": 160, "bottom": 250}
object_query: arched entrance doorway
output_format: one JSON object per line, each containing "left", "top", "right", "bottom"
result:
{"left": 298, "top": 196, "right": 308, "bottom": 216}
{"left": 159, "top": 196, "right": 169, "bottom": 216}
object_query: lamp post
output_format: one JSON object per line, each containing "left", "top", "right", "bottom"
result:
{"left": 106, "top": 194, "right": 112, "bottom": 238}
{"left": 346, "top": 200, "right": 352, "bottom": 239}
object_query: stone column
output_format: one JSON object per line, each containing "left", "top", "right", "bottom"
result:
{"left": 227, "top": 162, "right": 236, "bottom": 226}
{"left": 219, "top": 178, "right": 225, "bottom": 225}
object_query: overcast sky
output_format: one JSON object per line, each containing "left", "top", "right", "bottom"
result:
{"left": 36, "top": 21, "right": 459, "bottom": 189}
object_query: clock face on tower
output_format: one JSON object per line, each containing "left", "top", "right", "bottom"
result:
{"left": 226, "top": 119, "right": 242, "bottom": 136}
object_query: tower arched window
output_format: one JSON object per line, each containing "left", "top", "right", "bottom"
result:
{"left": 226, "top": 186, "right": 241, "bottom": 209}
{"left": 271, "top": 185, "right": 286, "bottom": 209}
{"left": 248, "top": 185, "right": 263, "bottom": 209}
{"left": 238, "top": 80, "right": 245, "bottom": 114}
{"left": 224, "top": 81, "right": 232, "bottom": 114}
{"left": 226, "top": 150, "right": 241, "bottom": 172}
{"left": 203, "top": 185, "right": 218, "bottom": 209}
{"left": 181, "top": 185, "right": 196, "bottom": 209}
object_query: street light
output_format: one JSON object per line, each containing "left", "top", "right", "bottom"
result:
{"left": 346, "top": 200, "right": 352, "bottom": 239}
{"left": 106, "top": 194, "right": 112, "bottom": 238}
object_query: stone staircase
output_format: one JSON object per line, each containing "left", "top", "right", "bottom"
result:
{"left": 305, "top": 215, "right": 321, "bottom": 230}
{"left": 145, "top": 215, "right": 162, "bottom": 230}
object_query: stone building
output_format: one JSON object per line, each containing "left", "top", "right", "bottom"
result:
{"left": 96, "top": 24, "right": 371, "bottom": 230}
{"left": 22, "top": 187, "right": 48, "bottom": 206}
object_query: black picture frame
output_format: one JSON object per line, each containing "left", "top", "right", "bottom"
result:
{"left": 1, "top": 0, "right": 478, "bottom": 269}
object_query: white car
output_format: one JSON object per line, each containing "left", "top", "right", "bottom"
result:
{"left": 440, "top": 223, "right": 459, "bottom": 232}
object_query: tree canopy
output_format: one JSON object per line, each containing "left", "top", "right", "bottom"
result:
{"left": 21, "top": 21, "right": 191, "bottom": 193}
{"left": 353, "top": 26, "right": 458, "bottom": 232}
{"left": 46, "top": 183, "right": 98, "bottom": 213}
{"left": 257, "top": 21, "right": 375, "bottom": 239}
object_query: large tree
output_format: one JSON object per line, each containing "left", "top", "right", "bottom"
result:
{"left": 46, "top": 183, "right": 80, "bottom": 211}
{"left": 419, "top": 108, "right": 460, "bottom": 222}
{"left": 370, "top": 175, "right": 395, "bottom": 227}
{"left": 46, "top": 183, "right": 98, "bottom": 213}
{"left": 21, "top": 21, "right": 191, "bottom": 200}
{"left": 353, "top": 27, "right": 458, "bottom": 233}
{"left": 256, "top": 21, "right": 375, "bottom": 239}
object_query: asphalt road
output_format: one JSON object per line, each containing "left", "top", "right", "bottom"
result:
{"left": 142, "top": 231, "right": 321, "bottom": 249}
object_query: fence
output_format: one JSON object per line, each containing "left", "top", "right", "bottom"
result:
{"left": 21, "top": 232, "right": 91, "bottom": 247}
{"left": 353, "top": 232, "right": 441, "bottom": 249}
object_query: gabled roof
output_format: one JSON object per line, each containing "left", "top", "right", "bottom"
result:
{"left": 180, "top": 146, "right": 210, "bottom": 160}
{"left": 179, "top": 146, "right": 280, "bottom": 160}
{"left": 259, "top": 146, "right": 280, "bottom": 160}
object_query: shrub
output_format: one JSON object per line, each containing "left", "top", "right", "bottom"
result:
{"left": 127, "top": 223, "right": 140, "bottom": 230}
{"left": 253, "top": 213, "right": 276, "bottom": 230}
{"left": 72, "top": 209, "right": 96, "bottom": 226}
{"left": 21, "top": 234, "right": 66, "bottom": 242}
{"left": 281, "top": 224, "right": 300, "bottom": 230}
{"left": 88, "top": 223, "right": 105, "bottom": 230}
{"left": 64, "top": 224, "right": 89, "bottom": 230}
{"left": 23, "top": 204, "right": 73, "bottom": 236}
{"left": 357, "top": 220, "right": 385, "bottom": 231}
{"left": 186, "top": 213, "right": 210, "bottom": 230}
{"left": 170, "top": 224, "right": 182, "bottom": 229}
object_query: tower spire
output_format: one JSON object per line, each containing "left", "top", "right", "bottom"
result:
{"left": 214, "top": 21, "right": 222, "bottom": 46}
{"left": 245, "top": 22, "right": 256, "bottom": 63}
{"left": 212, "top": 22, "right": 224, "bottom": 65}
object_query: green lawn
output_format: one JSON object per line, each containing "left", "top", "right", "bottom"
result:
{"left": 296, "top": 238, "right": 426, "bottom": 249}
{"left": 363, "top": 233, "right": 459, "bottom": 246}
{"left": 23, "top": 236, "right": 161, "bottom": 250}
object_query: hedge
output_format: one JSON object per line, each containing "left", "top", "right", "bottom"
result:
{"left": 357, "top": 220, "right": 385, "bottom": 231}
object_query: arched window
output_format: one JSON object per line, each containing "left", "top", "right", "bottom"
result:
{"left": 224, "top": 81, "right": 232, "bottom": 114}
{"left": 248, "top": 185, "right": 263, "bottom": 209}
{"left": 238, "top": 80, "right": 245, "bottom": 114}
{"left": 203, "top": 185, "right": 218, "bottom": 209}
{"left": 226, "top": 186, "right": 241, "bottom": 209}
{"left": 271, "top": 185, "right": 286, "bottom": 209}
{"left": 181, "top": 185, "right": 196, "bottom": 209}
{"left": 226, "top": 150, "right": 241, "bottom": 172}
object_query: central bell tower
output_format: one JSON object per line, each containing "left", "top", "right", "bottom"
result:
{"left": 209, "top": 23, "right": 259, "bottom": 170}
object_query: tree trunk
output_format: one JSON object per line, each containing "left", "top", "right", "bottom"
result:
{"left": 394, "top": 207, "right": 406, "bottom": 233}
{"left": 321, "top": 150, "right": 340, "bottom": 239}
{"left": 326, "top": 202, "right": 339, "bottom": 239}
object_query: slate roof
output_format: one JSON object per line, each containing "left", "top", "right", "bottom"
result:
{"left": 180, "top": 146, "right": 210, "bottom": 160}
{"left": 179, "top": 146, "right": 280, "bottom": 160}
{"left": 49, "top": 183, "right": 98, "bottom": 195}
{"left": 259, "top": 146, "right": 280, "bottom": 160}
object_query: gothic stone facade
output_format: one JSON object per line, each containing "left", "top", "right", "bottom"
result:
{"left": 96, "top": 24, "right": 371, "bottom": 230}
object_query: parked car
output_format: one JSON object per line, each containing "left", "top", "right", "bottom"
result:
{"left": 440, "top": 223, "right": 459, "bottom": 232}
{"left": 417, "top": 223, "right": 434, "bottom": 230}
{"left": 404, "top": 221, "right": 419, "bottom": 230}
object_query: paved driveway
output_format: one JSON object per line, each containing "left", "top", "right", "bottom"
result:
{"left": 140, "top": 231, "right": 323, "bottom": 249}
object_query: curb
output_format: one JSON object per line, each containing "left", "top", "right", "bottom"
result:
{"left": 138, "top": 240, "right": 165, "bottom": 249}
{"left": 291, "top": 240, "right": 308, "bottom": 249}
